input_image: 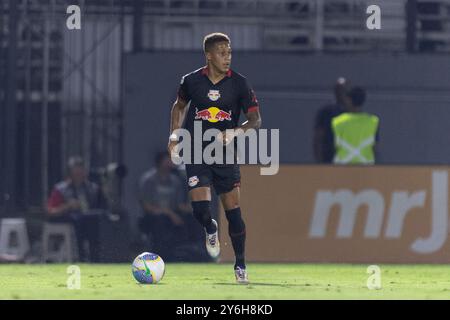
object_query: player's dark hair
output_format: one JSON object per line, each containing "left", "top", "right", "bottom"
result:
{"left": 203, "top": 33, "right": 230, "bottom": 53}
{"left": 348, "top": 86, "right": 366, "bottom": 107}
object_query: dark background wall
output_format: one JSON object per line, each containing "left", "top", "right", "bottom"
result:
{"left": 123, "top": 52, "right": 450, "bottom": 228}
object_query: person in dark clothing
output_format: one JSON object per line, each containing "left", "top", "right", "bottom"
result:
{"left": 313, "top": 77, "right": 351, "bottom": 163}
{"left": 47, "top": 156, "right": 106, "bottom": 262}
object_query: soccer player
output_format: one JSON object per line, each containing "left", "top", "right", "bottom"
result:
{"left": 167, "top": 33, "right": 261, "bottom": 284}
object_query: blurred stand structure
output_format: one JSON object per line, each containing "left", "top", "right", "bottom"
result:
{"left": 1, "top": 0, "right": 450, "bottom": 261}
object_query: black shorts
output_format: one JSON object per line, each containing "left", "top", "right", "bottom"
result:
{"left": 185, "top": 164, "right": 241, "bottom": 195}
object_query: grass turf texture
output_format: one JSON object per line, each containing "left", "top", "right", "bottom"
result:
{"left": 0, "top": 263, "right": 449, "bottom": 299}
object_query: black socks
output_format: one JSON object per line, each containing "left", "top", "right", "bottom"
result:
{"left": 225, "top": 207, "right": 246, "bottom": 269}
{"left": 191, "top": 201, "right": 216, "bottom": 234}
{"left": 192, "top": 202, "right": 246, "bottom": 269}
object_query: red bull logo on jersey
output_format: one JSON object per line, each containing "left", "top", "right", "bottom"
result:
{"left": 195, "top": 107, "right": 232, "bottom": 123}
{"left": 170, "top": 121, "right": 280, "bottom": 175}
{"left": 207, "top": 89, "right": 221, "bottom": 101}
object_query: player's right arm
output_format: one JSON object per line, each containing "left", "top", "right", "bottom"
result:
{"left": 168, "top": 96, "right": 189, "bottom": 155}
{"left": 168, "top": 74, "right": 191, "bottom": 155}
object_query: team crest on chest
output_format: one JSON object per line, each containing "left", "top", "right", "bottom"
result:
{"left": 207, "top": 89, "right": 220, "bottom": 101}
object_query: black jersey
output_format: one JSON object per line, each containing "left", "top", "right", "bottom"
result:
{"left": 177, "top": 66, "right": 259, "bottom": 135}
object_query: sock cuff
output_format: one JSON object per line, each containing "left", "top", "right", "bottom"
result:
{"left": 226, "top": 207, "right": 245, "bottom": 236}
{"left": 191, "top": 200, "right": 211, "bottom": 211}
{"left": 225, "top": 207, "right": 241, "bottom": 216}
{"left": 229, "top": 229, "right": 246, "bottom": 237}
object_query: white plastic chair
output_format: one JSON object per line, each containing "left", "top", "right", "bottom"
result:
{"left": 42, "top": 223, "right": 78, "bottom": 263}
{"left": 0, "top": 218, "right": 30, "bottom": 260}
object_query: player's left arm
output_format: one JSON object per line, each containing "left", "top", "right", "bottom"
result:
{"left": 234, "top": 80, "right": 262, "bottom": 139}
{"left": 221, "top": 79, "right": 261, "bottom": 144}
{"left": 237, "top": 109, "right": 262, "bottom": 132}
{"left": 239, "top": 78, "right": 261, "bottom": 130}
{"left": 220, "top": 110, "right": 261, "bottom": 145}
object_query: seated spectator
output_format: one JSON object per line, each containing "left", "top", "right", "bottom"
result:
{"left": 138, "top": 152, "right": 205, "bottom": 262}
{"left": 47, "top": 156, "right": 106, "bottom": 262}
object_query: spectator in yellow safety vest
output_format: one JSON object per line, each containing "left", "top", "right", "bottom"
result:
{"left": 331, "top": 87, "right": 380, "bottom": 165}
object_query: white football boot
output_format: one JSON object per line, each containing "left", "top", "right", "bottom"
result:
{"left": 205, "top": 219, "right": 220, "bottom": 259}
{"left": 234, "top": 266, "right": 249, "bottom": 284}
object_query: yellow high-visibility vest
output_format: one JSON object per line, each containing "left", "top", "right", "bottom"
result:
{"left": 331, "top": 112, "right": 379, "bottom": 165}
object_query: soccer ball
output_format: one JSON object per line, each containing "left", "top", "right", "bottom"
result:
{"left": 132, "top": 252, "right": 165, "bottom": 284}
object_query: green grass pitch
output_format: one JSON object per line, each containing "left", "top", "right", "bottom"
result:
{"left": 0, "top": 263, "right": 449, "bottom": 299}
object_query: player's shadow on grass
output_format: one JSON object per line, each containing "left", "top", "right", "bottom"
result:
{"left": 214, "top": 282, "right": 308, "bottom": 288}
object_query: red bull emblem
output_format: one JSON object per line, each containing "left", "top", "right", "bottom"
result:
{"left": 215, "top": 110, "right": 232, "bottom": 121}
{"left": 195, "top": 108, "right": 212, "bottom": 121}
{"left": 195, "top": 107, "right": 232, "bottom": 123}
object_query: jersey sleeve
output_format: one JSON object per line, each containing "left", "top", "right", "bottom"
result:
{"left": 240, "top": 78, "right": 259, "bottom": 114}
{"left": 177, "top": 75, "right": 191, "bottom": 102}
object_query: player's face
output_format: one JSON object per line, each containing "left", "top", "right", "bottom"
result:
{"left": 207, "top": 42, "right": 232, "bottom": 74}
